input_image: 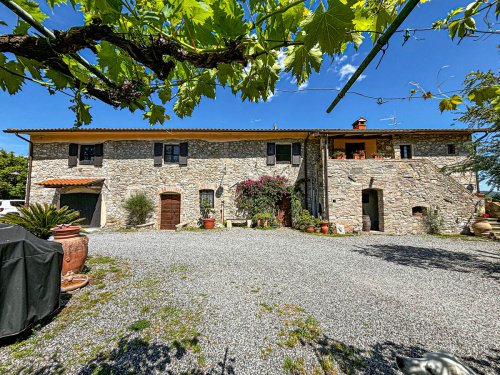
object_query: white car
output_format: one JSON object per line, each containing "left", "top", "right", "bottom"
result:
{"left": 0, "top": 200, "right": 25, "bottom": 217}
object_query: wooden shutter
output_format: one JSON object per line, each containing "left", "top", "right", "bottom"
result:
{"left": 179, "top": 142, "right": 188, "bottom": 165}
{"left": 292, "top": 142, "right": 301, "bottom": 165}
{"left": 154, "top": 143, "right": 163, "bottom": 166}
{"left": 267, "top": 143, "right": 276, "bottom": 165}
{"left": 94, "top": 143, "right": 104, "bottom": 166}
{"left": 68, "top": 143, "right": 78, "bottom": 167}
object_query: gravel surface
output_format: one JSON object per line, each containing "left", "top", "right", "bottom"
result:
{"left": 1, "top": 229, "right": 499, "bottom": 374}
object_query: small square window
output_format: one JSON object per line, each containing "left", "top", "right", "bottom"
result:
{"left": 276, "top": 144, "right": 292, "bottom": 163}
{"left": 447, "top": 144, "right": 456, "bottom": 155}
{"left": 79, "top": 145, "right": 95, "bottom": 165}
{"left": 164, "top": 145, "right": 180, "bottom": 163}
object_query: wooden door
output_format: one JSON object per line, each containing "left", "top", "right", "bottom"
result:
{"left": 276, "top": 196, "right": 292, "bottom": 227}
{"left": 160, "top": 193, "right": 181, "bottom": 229}
{"left": 345, "top": 142, "right": 365, "bottom": 159}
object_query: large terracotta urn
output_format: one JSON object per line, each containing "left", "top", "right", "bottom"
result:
{"left": 471, "top": 217, "right": 492, "bottom": 236}
{"left": 51, "top": 225, "right": 89, "bottom": 275}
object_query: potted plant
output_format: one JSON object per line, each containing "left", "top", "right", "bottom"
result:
{"left": 370, "top": 151, "right": 385, "bottom": 159}
{"left": 332, "top": 149, "right": 346, "bottom": 160}
{"left": 357, "top": 150, "right": 366, "bottom": 160}
{"left": 320, "top": 220, "right": 329, "bottom": 234}
{"left": 253, "top": 212, "right": 272, "bottom": 227}
{"left": 201, "top": 199, "right": 216, "bottom": 229}
{"left": 305, "top": 218, "right": 315, "bottom": 233}
{"left": 471, "top": 213, "right": 492, "bottom": 236}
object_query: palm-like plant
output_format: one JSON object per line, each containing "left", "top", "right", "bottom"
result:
{"left": 0, "top": 203, "right": 84, "bottom": 239}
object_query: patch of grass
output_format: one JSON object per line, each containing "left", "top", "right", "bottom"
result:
{"left": 283, "top": 356, "right": 306, "bottom": 374}
{"left": 127, "top": 319, "right": 151, "bottom": 331}
{"left": 86, "top": 255, "right": 117, "bottom": 266}
{"left": 114, "top": 227, "right": 138, "bottom": 232}
{"left": 304, "top": 232, "right": 354, "bottom": 237}
{"left": 260, "top": 344, "right": 273, "bottom": 359}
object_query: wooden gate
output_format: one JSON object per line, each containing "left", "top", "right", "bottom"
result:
{"left": 160, "top": 193, "right": 181, "bottom": 229}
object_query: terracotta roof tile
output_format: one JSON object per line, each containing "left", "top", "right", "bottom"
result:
{"left": 36, "top": 178, "right": 104, "bottom": 187}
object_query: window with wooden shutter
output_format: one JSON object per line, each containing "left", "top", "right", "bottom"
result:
{"left": 292, "top": 142, "right": 301, "bottom": 165}
{"left": 276, "top": 144, "right": 291, "bottom": 163}
{"left": 94, "top": 144, "right": 104, "bottom": 166}
{"left": 154, "top": 143, "right": 163, "bottom": 166}
{"left": 68, "top": 143, "right": 78, "bottom": 167}
{"left": 267, "top": 143, "right": 276, "bottom": 165}
{"left": 179, "top": 142, "right": 188, "bottom": 165}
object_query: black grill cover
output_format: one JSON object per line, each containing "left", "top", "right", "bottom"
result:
{"left": 0, "top": 224, "right": 63, "bottom": 338}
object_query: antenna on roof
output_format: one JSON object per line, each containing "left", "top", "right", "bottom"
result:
{"left": 380, "top": 112, "right": 401, "bottom": 127}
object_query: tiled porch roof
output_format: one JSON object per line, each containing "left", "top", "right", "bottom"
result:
{"left": 36, "top": 178, "right": 105, "bottom": 188}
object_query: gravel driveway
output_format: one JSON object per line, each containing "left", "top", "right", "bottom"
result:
{"left": 1, "top": 229, "right": 499, "bottom": 374}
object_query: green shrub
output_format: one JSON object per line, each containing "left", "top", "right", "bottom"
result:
{"left": 124, "top": 192, "right": 155, "bottom": 226}
{"left": 426, "top": 207, "right": 444, "bottom": 234}
{"left": 0, "top": 203, "right": 84, "bottom": 239}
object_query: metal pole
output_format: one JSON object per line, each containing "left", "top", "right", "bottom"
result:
{"left": 326, "top": 0, "right": 421, "bottom": 113}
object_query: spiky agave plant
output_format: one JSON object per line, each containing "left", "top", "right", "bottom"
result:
{"left": 0, "top": 203, "right": 85, "bottom": 239}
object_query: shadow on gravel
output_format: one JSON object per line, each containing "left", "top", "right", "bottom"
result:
{"left": 352, "top": 244, "right": 500, "bottom": 280}
{"left": 77, "top": 337, "right": 235, "bottom": 375}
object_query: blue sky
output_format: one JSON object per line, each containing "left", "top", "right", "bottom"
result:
{"left": 0, "top": 0, "right": 498, "bottom": 156}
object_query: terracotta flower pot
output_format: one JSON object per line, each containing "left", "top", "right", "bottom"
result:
{"left": 353, "top": 155, "right": 360, "bottom": 160}
{"left": 202, "top": 218, "right": 216, "bottom": 229}
{"left": 51, "top": 225, "right": 88, "bottom": 275}
{"left": 305, "top": 225, "right": 315, "bottom": 233}
{"left": 360, "top": 155, "right": 366, "bottom": 160}
{"left": 471, "top": 217, "right": 492, "bottom": 236}
{"left": 320, "top": 223, "right": 329, "bottom": 234}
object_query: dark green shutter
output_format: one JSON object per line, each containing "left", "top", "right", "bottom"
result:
{"left": 94, "top": 144, "right": 104, "bottom": 166}
{"left": 292, "top": 142, "right": 301, "bottom": 166}
{"left": 179, "top": 142, "right": 188, "bottom": 165}
{"left": 68, "top": 143, "right": 78, "bottom": 167}
{"left": 267, "top": 143, "right": 276, "bottom": 165}
{"left": 154, "top": 143, "right": 163, "bottom": 166}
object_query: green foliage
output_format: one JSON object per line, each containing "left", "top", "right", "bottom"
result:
{"left": 252, "top": 211, "right": 273, "bottom": 227}
{"left": 289, "top": 187, "right": 302, "bottom": 227}
{"left": 0, "top": 203, "right": 84, "bottom": 239}
{"left": 123, "top": 192, "right": 155, "bottom": 226}
{"left": 0, "top": 0, "right": 406, "bottom": 125}
{"left": 200, "top": 198, "right": 215, "bottom": 219}
{"left": 295, "top": 209, "right": 319, "bottom": 229}
{"left": 235, "top": 176, "right": 290, "bottom": 219}
{"left": 0, "top": 149, "right": 27, "bottom": 199}
{"left": 426, "top": 207, "right": 443, "bottom": 235}
{"left": 441, "top": 70, "right": 500, "bottom": 190}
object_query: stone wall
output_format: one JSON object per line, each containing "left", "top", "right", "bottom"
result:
{"left": 327, "top": 159, "right": 478, "bottom": 234}
{"left": 30, "top": 139, "right": 313, "bottom": 228}
{"left": 393, "top": 134, "right": 477, "bottom": 191}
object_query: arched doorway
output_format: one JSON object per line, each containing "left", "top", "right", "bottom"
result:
{"left": 160, "top": 193, "right": 181, "bottom": 229}
{"left": 362, "top": 189, "right": 383, "bottom": 231}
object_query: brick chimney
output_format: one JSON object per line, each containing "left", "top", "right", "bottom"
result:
{"left": 352, "top": 117, "right": 366, "bottom": 130}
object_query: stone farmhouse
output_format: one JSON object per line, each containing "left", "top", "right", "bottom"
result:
{"left": 5, "top": 118, "right": 482, "bottom": 234}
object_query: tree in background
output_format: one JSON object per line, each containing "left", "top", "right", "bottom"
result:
{"left": 0, "top": 149, "right": 27, "bottom": 199}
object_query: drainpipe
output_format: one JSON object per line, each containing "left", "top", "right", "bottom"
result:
{"left": 303, "top": 132, "right": 311, "bottom": 210}
{"left": 14, "top": 133, "right": 33, "bottom": 205}
{"left": 322, "top": 134, "right": 330, "bottom": 221}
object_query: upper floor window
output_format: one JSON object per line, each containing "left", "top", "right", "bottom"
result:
{"left": 164, "top": 144, "right": 180, "bottom": 163}
{"left": 400, "top": 145, "right": 412, "bottom": 159}
{"left": 69, "top": 143, "right": 103, "bottom": 167}
{"left": 79, "top": 145, "right": 96, "bottom": 165}
{"left": 447, "top": 144, "right": 456, "bottom": 155}
{"left": 276, "top": 144, "right": 292, "bottom": 163}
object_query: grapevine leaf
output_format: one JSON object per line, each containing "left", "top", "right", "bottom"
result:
{"left": 0, "top": 54, "right": 25, "bottom": 94}
{"left": 468, "top": 86, "right": 500, "bottom": 106}
{"left": 439, "top": 94, "right": 462, "bottom": 112}
{"left": 284, "top": 45, "right": 322, "bottom": 85}
{"left": 44, "top": 69, "right": 72, "bottom": 89}
{"left": 171, "top": 0, "right": 214, "bottom": 25}
{"left": 144, "top": 104, "right": 165, "bottom": 125}
{"left": 302, "top": 0, "right": 355, "bottom": 55}
{"left": 12, "top": 0, "right": 47, "bottom": 23}
{"left": 158, "top": 86, "right": 172, "bottom": 104}
{"left": 70, "top": 91, "right": 92, "bottom": 127}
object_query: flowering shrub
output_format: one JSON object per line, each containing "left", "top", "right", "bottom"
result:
{"left": 235, "top": 176, "right": 290, "bottom": 219}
